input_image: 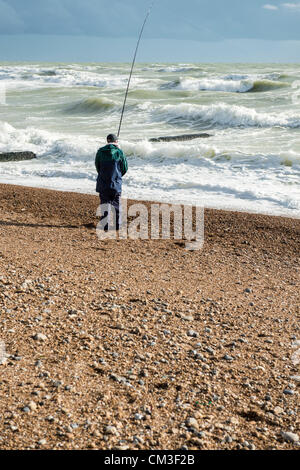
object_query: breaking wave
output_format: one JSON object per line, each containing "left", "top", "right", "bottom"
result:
{"left": 223, "top": 72, "right": 288, "bottom": 81}
{"left": 0, "top": 120, "right": 96, "bottom": 160}
{"left": 250, "top": 79, "right": 289, "bottom": 92}
{"left": 64, "top": 97, "right": 116, "bottom": 114}
{"left": 157, "top": 65, "right": 201, "bottom": 73}
{"left": 0, "top": 66, "right": 141, "bottom": 89}
{"left": 161, "top": 78, "right": 289, "bottom": 93}
{"left": 2, "top": 119, "right": 299, "bottom": 170}
{"left": 152, "top": 102, "right": 300, "bottom": 128}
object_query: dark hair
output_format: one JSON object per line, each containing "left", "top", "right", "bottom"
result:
{"left": 107, "top": 134, "right": 118, "bottom": 143}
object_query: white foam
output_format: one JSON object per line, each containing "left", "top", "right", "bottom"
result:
{"left": 152, "top": 102, "right": 300, "bottom": 128}
{"left": 0, "top": 120, "right": 97, "bottom": 159}
{"left": 158, "top": 65, "right": 200, "bottom": 73}
{"left": 222, "top": 72, "right": 284, "bottom": 81}
{"left": 122, "top": 139, "right": 216, "bottom": 160}
{"left": 0, "top": 65, "right": 147, "bottom": 90}
{"left": 175, "top": 78, "right": 254, "bottom": 93}
{"left": 1, "top": 128, "right": 299, "bottom": 217}
{"left": 1, "top": 62, "right": 300, "bottom": 218}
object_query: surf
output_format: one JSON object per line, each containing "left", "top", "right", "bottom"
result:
{"left": 64, "top": 97, "right": 116, "bottom": 115}
{"left": 161, "top": 78, "right": 289, "bottom": 93}
{"left": 152, "top": 102, "right": 300, "bottom": 129}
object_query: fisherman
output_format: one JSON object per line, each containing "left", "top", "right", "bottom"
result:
{"left": 95, "top": 134, "right": 128, "bottom": 231}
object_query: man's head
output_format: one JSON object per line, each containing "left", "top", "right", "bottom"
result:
{"left": 107, "top": 134, "right": 118, "bottom": 144}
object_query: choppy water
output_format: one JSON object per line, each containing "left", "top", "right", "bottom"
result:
{"left": 0, "top": 62, "right": 299, "bottom": 217}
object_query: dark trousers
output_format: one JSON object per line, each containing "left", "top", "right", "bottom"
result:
{"left": 99, "top": 190, "right": 121, "bottom": 231}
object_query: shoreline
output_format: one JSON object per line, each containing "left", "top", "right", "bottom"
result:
{"left": 0, "top": 183, "right": 299, "bottom": 450}
{"left": 0, "top": 181, "right": 299, "bottom": 221}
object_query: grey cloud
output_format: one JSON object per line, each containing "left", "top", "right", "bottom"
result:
{"left": 0, "top": 0, "right": 24, "bottom": 33}
{"left": 0, "top": 0, "right": 299, "bottom": 41}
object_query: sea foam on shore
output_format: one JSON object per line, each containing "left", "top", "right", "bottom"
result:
{"left": 0, "top": 62, "right": 299, "bottom": 217}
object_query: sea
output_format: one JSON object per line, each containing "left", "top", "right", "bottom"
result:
{"left": 0, "top": 62, "right": 299, "bottom": 217}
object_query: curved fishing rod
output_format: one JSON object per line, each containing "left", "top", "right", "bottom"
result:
{"left": 117, "top": 1, "right": 155, "bottom": 138}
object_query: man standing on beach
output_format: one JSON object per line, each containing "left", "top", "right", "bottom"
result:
{"left": 95, "top": 134, "right": 128, "bottom": 231}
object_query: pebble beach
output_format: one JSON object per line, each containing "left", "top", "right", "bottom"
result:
{"left": 0, "top": 183, "right": 299, "bottom": 450}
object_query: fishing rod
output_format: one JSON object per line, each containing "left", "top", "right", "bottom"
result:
{"left": 117, "top": 1, "right": 155, "bottom": 138}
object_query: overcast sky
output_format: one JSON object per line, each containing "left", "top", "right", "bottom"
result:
{"left": 0, "top": 0, "right": 299, "bottom": 61}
